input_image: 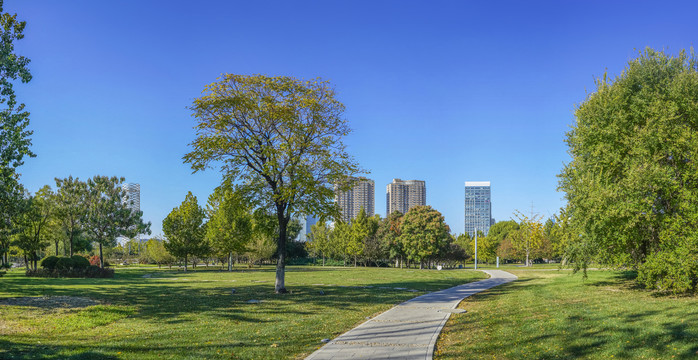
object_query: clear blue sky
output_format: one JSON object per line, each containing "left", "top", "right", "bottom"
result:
{"left": 10, "top": 0, "right": 698, "bottom": 236}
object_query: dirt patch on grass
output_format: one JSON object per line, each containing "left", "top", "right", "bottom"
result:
{"left": 0, "top": 296, "right": 99, "bottom": 309}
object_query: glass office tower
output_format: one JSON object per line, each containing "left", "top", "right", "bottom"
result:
{"left": 464, "top": 181, "right": 492, "bottom": 237}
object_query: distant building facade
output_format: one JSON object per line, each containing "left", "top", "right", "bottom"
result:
{"left": 335, "top": 178, "right": 375, "bottom": 222}
{"left": 122, "top": 183, "right": 141, "bottom": 213}
{"left": 295, "top": 215, "right": 318, "bottom": 242}
{"left": 119, "top": 183, "right": 141, "bottom": 245}
{"left": 386, "top": 179, "right": 426, "bottom": 216}
{"left": 464, "top": 181, "right": 492, "bottom": 237}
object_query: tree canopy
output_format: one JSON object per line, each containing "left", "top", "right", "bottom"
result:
{"left": 184, "top": 74, "right": 362, "bottom": 293}
{"left": 559, "top": 48, "right": 698, "bottom": 292}
{"left": 163, "top": 192, "right": 206, "bottom": 272}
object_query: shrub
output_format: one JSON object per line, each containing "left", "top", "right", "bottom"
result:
{"left": 55, "top": 257, "right": 74, "bottom": 270}
{"left": 25, "top": 266, "right": 114, "bottom": 278}
{"left": 41, "top": 256, "right": 59, "bottom": 270}
{"left": 638, "top": 245, "right": 698, "bottom": 294}
{"left": 89, "top": 255, "right": 100, "bottom": 266}
{"left": 2, "top": 262, "right": 12, "bottom": 269}
{"left": 71, "top": 255, "right": 90, "bottom": 269}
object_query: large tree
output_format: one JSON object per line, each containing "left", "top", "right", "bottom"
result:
{"left": 84, "top": 176, "right": 151, "bottom": 268}
{"left": 559, "top": 49, "right": 698, "bottom": 292}
{"left": 184, "top": 74, "right": 362, "bottom": 293}
{"left": 163, "top": 192, "right": 206, "bottom": 272}
{"left": 206, "top": 187, "right": 252, "bottom": 271}
{"left": 399, "top": 205, "right": 451, "bottom": 269}
{"left": 0, "top": 1, "right": 34, "bottom": 268}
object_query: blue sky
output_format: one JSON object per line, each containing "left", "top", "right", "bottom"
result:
{"left": 10, "top": 0, "right": 698, "bottom": 236}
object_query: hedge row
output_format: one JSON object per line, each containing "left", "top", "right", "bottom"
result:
{"left": 26, "top": 266, "right": 114, "bottom": 278}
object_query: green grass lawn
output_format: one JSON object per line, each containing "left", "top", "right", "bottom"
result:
{"left": 435, "top": 269, "right": 698, "bottom": 359}
{"left": 0, "top": 266, "right": 486, "bottom": 359}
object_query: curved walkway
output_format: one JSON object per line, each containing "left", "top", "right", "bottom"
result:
{"left": 305, "top": 270, "right": 517, "bottom": 360}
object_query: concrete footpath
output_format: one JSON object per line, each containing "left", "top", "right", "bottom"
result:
{"left": 305, "top": 270, "right": 517, "bottom": 360}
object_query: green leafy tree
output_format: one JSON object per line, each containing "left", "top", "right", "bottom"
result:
{"left": 558, "top": 48, "right": 698, "bottom": 292}
{"left": 399, "top": 206, "right": 450, "bottom": 269}
{"left": 14, "top": 186, "right": 53, "bottom": 270}
{"left": 454, "top": 233, "right": 472, "bottom": 259}
{"left": 0, "top": 2, "right": 34, "bottom": 268}
{"left": 184, "top": 74, "right": 362, "bottom": 293}
{"left": 54, "top": 176, "right": 87, "bottom": 257}
{"left": 84, "top": 176, "right": 151, "bottom": 269}
{"left": 206, "top": 188, "right": 252, "bottom": 271}
{"left": 330, "top": 220, "right": 352, "bottom": 265}
{"left": 308, "top": 221, "right": 331, "bottom": 265}
{"left": 246, "top": 209, "right": 277, "bottom": 266}
{"left": 147, "top": 237, "right": 174, "bottom": 268}
{"left": 163, "top": 192, "right": 206, "bottom": 272}
{"left": 377, "top": 211, "right": 404, "bottom": 267}
{"left": 346, "top": 207, "right": 370, "bottom": 266}
{"left": 487, "top": 220, "right": 519, "bottom": 262}
{"left": 361, "top": 214, "right": 384, "bottom": 266}
{"left": 512, "top": 210, "right": 544, "bottom": 266}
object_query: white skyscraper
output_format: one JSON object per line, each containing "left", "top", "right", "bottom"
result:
{"left": 122, "top": 183, "right": 141, "bottom": 213}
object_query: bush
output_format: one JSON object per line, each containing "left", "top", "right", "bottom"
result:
{"left": 71, "top": 255, "right": 90, "bottom": 269}
{"left": 41, "top": 256, "right": 59, "bottom": 270}
{"left": 2, "top": 262, "right": 12, "bottom": 269}
{"left": 25, "top": 266, "right": 114, "bottom": 278}
{"left": 55, "top": 257, "right": 74, "bottom": 270}
{"left": 638, "top": 245, "right": 698, "bottom": 294}
{"left": 89, "top": 255, "right": 100, "bottom": 266}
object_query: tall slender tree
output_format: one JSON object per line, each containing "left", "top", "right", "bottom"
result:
{"left": 185, "top": 74, "right": 362, "bottom": 293}
{"left": 163, "top": 192, "right": 206, "bottom": 272}
{"left": 206, "top": 187, "right": 252, "bottom": 271}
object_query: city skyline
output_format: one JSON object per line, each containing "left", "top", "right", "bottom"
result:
{"left": 11, "top": 1, "right": 698, "bottom": 236}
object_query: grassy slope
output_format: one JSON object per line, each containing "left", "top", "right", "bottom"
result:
{"left": 0, "top": 266, "right": 485, "bottom": 360}
{"left": 436, "top": 269, "right": 698, "bottom": 359}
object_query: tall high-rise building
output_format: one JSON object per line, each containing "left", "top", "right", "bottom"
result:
{"left": 464, "top": 181, "right": 492, "bottom": 237}
{"left": 335, "top": 178, "right": 375, "bottom": 222}
{"left": 386, "top": 179, "right": 426, "bottom": 216}
{"left": 122, "top": 183, "right": 140, "bottom": 213}
{"left": 295, "top": 215, "right": 318, "bottom": 242}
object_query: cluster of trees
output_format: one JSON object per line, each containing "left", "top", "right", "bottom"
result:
{"left": 161, "top": 188, "right": 307, "bottom": 272}
{"left": 559, "top": 48, "right": 698, "bottom": 293}
{"left": 2, "top": 176, "right": 151, "bottom": 270}
{"left": 307, "top": 205, "right": 569, "bottom": 269}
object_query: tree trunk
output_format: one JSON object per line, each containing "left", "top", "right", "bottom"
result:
{"left": 99, "top": 243, "right": 104, "bottom": 269}
{"left": 322, "top": 255, "right": 325, "bottom": 266}
{"left": 354, "top": 256, "right": 357, "bottom": 267}
{"left": 420, "top": 262, "right": 424, "bottom": 270}
{"left": 526, "top": 249, "right": 530, "bottom": 267}
{"left": 184, "top": 254, "right": 188, "bottom": 272}
{"left": 55, "top": 241, "right": 59, "bottom": 256}
{"left": 275, "top": 209, "right": 288, "bottom": 294}
{"left": 228, "top": 252, "right": 233, "bottom": 272}
{"left": 69, "top": 232, "right": 74, "bottom": 257}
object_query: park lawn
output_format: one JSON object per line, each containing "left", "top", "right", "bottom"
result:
{"left": 435, "top": 269, "right": 698, "bottom": 359}
{"left": 0, "top": 266, "right": 486, "bottom": 360}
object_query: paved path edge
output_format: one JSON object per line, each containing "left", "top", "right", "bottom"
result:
{"left": 304, "top": 270, "right": 517, "bottom": 360}
{"left": 424, "top": 270, "right": 517, "bottom": 359}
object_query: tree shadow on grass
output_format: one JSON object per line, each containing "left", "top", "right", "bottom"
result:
{"left": 0, "top": 339, "right": 119, "bottom": 360}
